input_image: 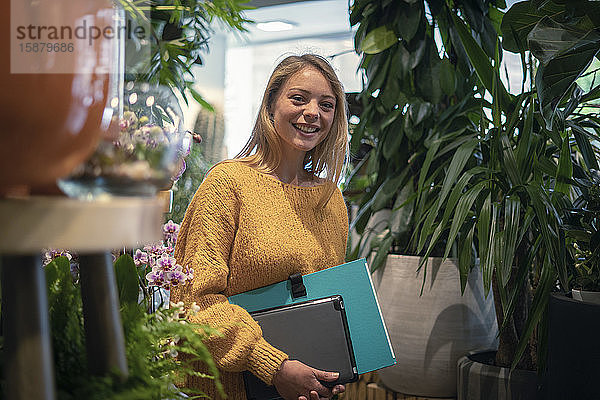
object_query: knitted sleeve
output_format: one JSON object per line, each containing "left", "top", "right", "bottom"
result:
{"left": 171, "top": 163, "right": 288, "bottom": 384}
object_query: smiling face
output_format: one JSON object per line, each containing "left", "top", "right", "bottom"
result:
{"left": 270, "top": 67, "right": 337, "bottom": 160}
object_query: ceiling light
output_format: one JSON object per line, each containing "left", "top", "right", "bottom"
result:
{"left": 256, "top": 21, "right": 295, "bottom": 32}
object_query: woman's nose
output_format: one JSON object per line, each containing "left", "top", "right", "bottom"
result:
{"left": 304, "top": 101, "right": 319, "bottom": 120}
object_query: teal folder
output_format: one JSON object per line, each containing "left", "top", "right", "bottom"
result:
{"left": 228, "top": 258, "right": 396, "bottom": 374}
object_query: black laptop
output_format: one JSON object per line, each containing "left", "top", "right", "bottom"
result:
{"left": 243, "top": 295, "right": 358, "bottom": 400}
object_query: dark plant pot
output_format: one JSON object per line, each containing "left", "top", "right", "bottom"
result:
{"left": 543, "top": 292, "right": 600, "bottom": 399}
{"left": 457, "top": 350, "right": 540, "bottom": 400}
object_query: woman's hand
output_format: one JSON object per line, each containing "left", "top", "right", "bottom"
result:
{"left": 272, "top": 360, "right": 345, "bottom": 400}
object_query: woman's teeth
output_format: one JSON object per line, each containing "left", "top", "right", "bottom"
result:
{"left": 293, "top": 124, "right": 318, "bottom": 133}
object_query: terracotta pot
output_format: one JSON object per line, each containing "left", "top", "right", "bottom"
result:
{"left": 374, "top": 255, "right": 498, "bottom": 398}
{"left": 0, "top": 0, "right": 116, "bottom": 193}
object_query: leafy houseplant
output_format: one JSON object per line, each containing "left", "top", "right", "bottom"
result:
{"left": 0, "top": 254, "right": 222, "bottom": 400}
{"left": 346, "top": 1, "right": 505, "bottom": 396}
{"left": 122, "top": 0, "right": 250, "bottom": 109}
{"left": 347, "top": 0, "right": 506, "bottom": 268}
{"left": 415, "top": 0, "right": 600, "bottom": 378}
{"left": 565, "top": 170, "right": 600, "bottom": 299}
{"left": 545, "top": 168, "right": 600, "bottom": 399}
{"left": 350, "top": 0, "right": 600, "bottom": 395}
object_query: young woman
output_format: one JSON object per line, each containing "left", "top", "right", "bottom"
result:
{"left": 172, "top": 54, "right": 349, "bottom": 400}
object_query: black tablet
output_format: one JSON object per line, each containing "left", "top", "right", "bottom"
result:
{"left": 243, "top": 295, "right": 358, "bottom": 400}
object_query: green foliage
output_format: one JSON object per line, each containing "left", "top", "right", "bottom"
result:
{"left": 1, "top": 256, "right": 220, "bottom": 399}
{"left": 115, "top": 254, "right": 140, "bottom": 305}
{"left": 414, "top": 0, "right": 600, "bottom": 370}
{"left": 347, "top": 0, "right": 503, "bottom": 271}
{"left": 122, "top": 0, "right": 251, "bottom": 108}
{"left": 351, "top": 0, "right": 600, "bottom": 372}
{"left": 565, "top": 171, "right": 600, "bottom": 291}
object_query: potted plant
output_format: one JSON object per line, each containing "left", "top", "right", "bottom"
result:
{"left": 346, "top": 0, "right": 505, "bottom": 397}
{"left": 543, "top": 169, "right": 600, "bottom": 399}
{"left": 410, "top": 1, "right": 600, "bottom": 398}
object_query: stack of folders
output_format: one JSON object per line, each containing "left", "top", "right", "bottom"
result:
{"left": 243, "top": 295, "right": 357, "bottom": 400}
{"left": 229, "top": 259, "right": 397, "bottom": 400}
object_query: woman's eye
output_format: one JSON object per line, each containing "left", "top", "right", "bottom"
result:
{"left": 321, "top": 102, "right": 334, "bottom": 110}
{"left": 291, "top": 95, "right": 304, "bottom": 102}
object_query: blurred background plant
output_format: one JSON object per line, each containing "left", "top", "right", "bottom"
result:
{"left": 123, "top": 0, "right": 245, "bottom": 219}
{"left": 122, "top": 0, "right": 251, "bottom": 109}
{"left": 0, "top": 253, "right": 220, "bottom": 400}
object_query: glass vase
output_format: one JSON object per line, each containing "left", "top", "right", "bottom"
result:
{"left": 59, "top": 82, "right": 191, "bottom": 198}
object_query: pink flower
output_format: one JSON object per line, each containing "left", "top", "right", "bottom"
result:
{"left": 166, "top": 265, "right": 186, "bottom": 286}
{"left": 146, "top": 267, "right": 165, "bottom": 287}
{"left": 163, "top": 220, "right": 180, "bottom": 244}
{"left": 158, "top": 254, "right": 177, "bottom": 270}
{"left": 134, "top": 249, "right": 149, "bottom": 266}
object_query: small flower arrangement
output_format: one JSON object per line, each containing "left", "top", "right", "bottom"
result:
{"left": 84, "top": 109, "right": 187, "bottom": 184}
{"left": 42, "top": 219, "right": 194, "bottom": 309}
{"left": 59, "top": 83, "right": 191, "bottom": 198}
{"left": 134, "top": 219, "right": 194, "bottom": 294}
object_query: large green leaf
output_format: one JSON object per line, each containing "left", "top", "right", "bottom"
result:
{"left": 528, "top": 17, "right": 592, "bottom": 65}
{"left": 360, "top": 26, "right": 398, "bottom": 54}
{"left": 568, "top": 121, "right": 600, "bottom": 170}
{"left": 370, "top": 231, "right": 393, "bottom": 272}
{"left": 535, "top": 25, "right": 600, "bottom": 129}
{"left": 554, "top": 134, "right": 573, "bottom": 195}
{"left": 438, "top": 181, "right": 487, "bottom": 260}
{"left": 501, "top": 1, "right": 566, "bottom": 53}
{"left": 414, "top": 40, "right": 443, "bottom": 103}
{"left": 371, "top": 167, "right": 409, "bottom": 211}
{"left": 416, "top": 138, "right": 442, "bottom": 212}
{"left": 458, "top": 220, "right": 476, "bottom": 293}
{"left": 390, "top": 176, "right": 415, "bottom": 238}
{"left": 500, "top": 127, "right": 522, "bottom": 186}
{"left": 451, "top": 13, "right": 512, "bottom": 113}
{"left": 395, "top": 1, "right": 422, "bottom": 42}
{"left": 440, "top": 58, "right": 457, "bottom": 96}
{"left": 438, "top": 139, "right": 479, "bottom": 209}
{"left": 416, "top": 139, "right": 478, "bottom": 253}
{"left": 115, "top": 254, "right": 140, "bottom": 306}
{"left": 515, "top": 99, "right": 535, "bottom": 175}
{"left": 499, "top": 196, "right": 521, "bottom": 288}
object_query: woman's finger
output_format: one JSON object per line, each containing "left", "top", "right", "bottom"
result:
{"left": 332, "top": 384, "right": 345, "bottom": 395}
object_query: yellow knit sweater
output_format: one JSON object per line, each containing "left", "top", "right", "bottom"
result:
{"left": 171, "top": 160, "right": 348, "bottom": 400}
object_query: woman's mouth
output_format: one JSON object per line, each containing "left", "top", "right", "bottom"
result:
{"left": 292, "top": 123, "right": 319, "bottom": 134}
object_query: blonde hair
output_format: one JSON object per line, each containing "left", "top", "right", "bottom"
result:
{"left": 236, "top": 54, "right": 349, "bottom": 207}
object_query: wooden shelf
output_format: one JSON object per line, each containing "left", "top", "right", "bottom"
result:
{"left": 0, "top": 196, "right": 163, "bottom": 253}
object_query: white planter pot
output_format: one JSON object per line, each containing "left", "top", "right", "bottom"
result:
{"left": 374, "top": 255, "right": 498, "bottom": 398}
